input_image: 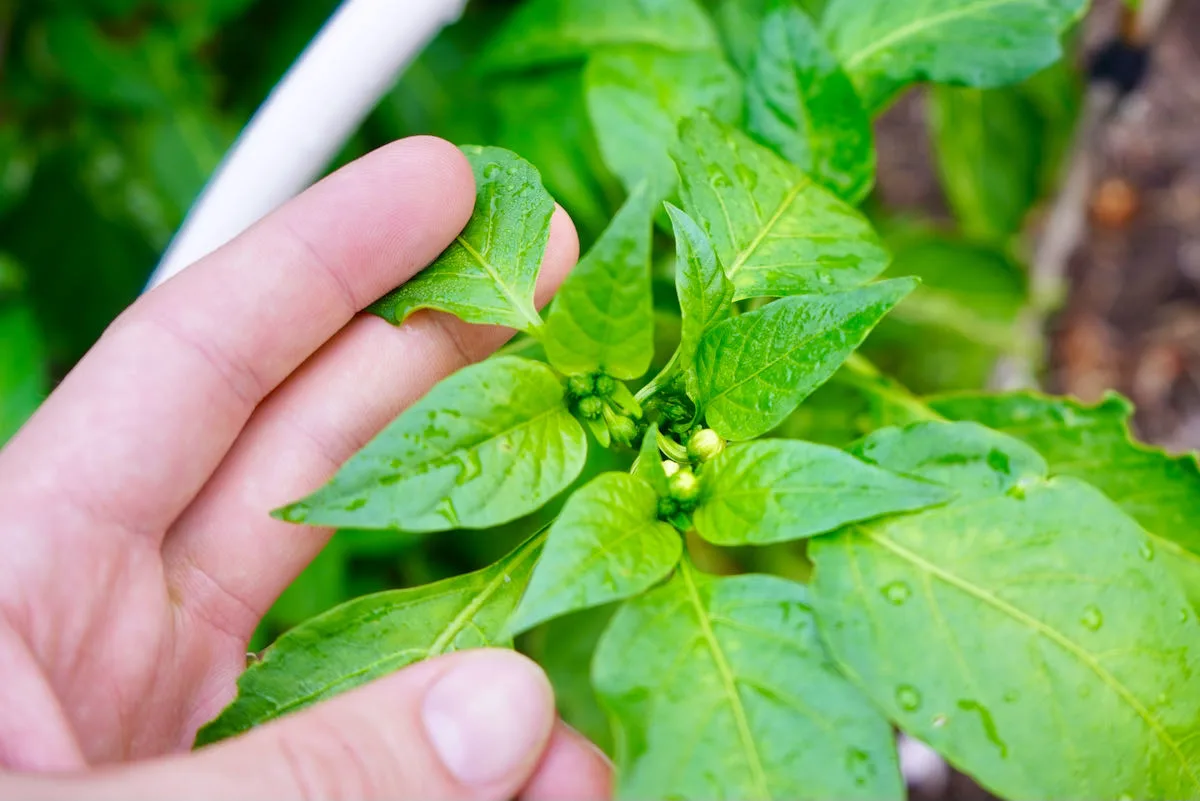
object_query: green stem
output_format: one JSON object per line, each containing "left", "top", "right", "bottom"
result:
{"left": 840, "top": 353, "right": 945, "bottom": 423}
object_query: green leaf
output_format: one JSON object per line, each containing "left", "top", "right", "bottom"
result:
{"left": 544, "top": 187, "right": 656, "bottom": 380}
{"left": 696, "top": 278, "right": 916, "bottom": 440}
{"left": 666, "top": 203, "right": 735, "bottom": 387}
{"left": 851, "top": 420, "right": 1047, "bottom": 502}
{"left": 746, "top": 0, "right": 875, "bottom": 202}
{"left": 594, "top": 564, "right": 903, "bottom": 800}
{"left": 862, "top": 232, "right": 1028, "bottom": 392}
{"left": 587, "top": 48, "right": 742, "bottom": 199}
{"left": 929, "top": 85, "right": 1043, "bottom": 242}
{"left": 693, "top": 439, "right": 952, "bottom": 545}
{"left": 481, "top": 0, "right": 720, "bottom": 72}
{"left": 276, "top": 357, "right": 587, "bottom": 532}
{"left": 633, "top": 422, "right": 671, "bottom": 496}
{"left": 196, "top": 530, "right": 545, "bottom": 745}
{"left": 821, "top": 0, "right": 1087, "bottom": 111}
{"left": 507, "top": 473, "right": 680, "bottom": 635}
{"left": 521, "top": 605, "right": 616, "bottom": 754}
{"left": 491, "top": 68, "right": 615, "bottom": 239}
{"left": 0, "top": 300, "right": 47, "bottom": 445}
{"left": 372, "top": 147, "right": 552, "bottom": 333}
{"left": 931, "top": 391, "right": 1200, "bottom": 609}
{"left": 674, "top": 114, "right": 889, "bottom": 300}
{"left": 810, "top": 421, "right": 1200, "bottom": 800}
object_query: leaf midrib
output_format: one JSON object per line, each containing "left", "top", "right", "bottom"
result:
{"left": 680, "top": 563, "right": 772, "bottom": 799}
{"left": 251, "top": 530, "right": 547, "bottom": 723}
{"left": 865, "top": 528, "right": 1200, "bottom": 791}
{"left": 840, "top": 0, "right": 1027, "bottom": 71}
{"left": 456, "top": 235, "right": 544, "bottom": 332}
{"left": 727, "top": 176, "right": 814, "bottom": 280}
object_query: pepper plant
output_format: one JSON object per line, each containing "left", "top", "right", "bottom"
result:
{"left": 196, "top": 1, "right": 1200, "bottom": 799}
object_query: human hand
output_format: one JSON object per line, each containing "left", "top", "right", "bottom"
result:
{"left": 0, "top": 136, "right": 611, "bottom": 799}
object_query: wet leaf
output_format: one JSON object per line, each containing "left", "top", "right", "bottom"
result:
{"left": 932, "top": 391, "right": 1200, "bottom": 610}
{"left": 696, "top": 278, "right": 916, "bottom": 440}
{"left": 746, "top": 0, "right": 875, "bottom": 202}
{"left": 506, "top": 473, "right": 680, "bottom": 635}
{"left": 667, "top": 203, "right": 735, "bottom": 391}
{"left": 545, "top": 187, "right": 656, "bottom": 380}
{"left": 594, "top": 564, "right": 903, "bottom": 800}
{"left": 810, "top": 421, "right": 1200, "bottom": 800}
{"left": 372, "top": 147, "right": 552, "bottom": 333}
{"left": 694, "top": 439, "right": 953, "bottom": 544}
{"left": 195, "top": 530, "right": 545, "bottom": 745}
{"left": 674, "top": 114, "right": 888, "bottom": 299}
{"left": 276, "top": 357, "right": 586, "bottom": 532}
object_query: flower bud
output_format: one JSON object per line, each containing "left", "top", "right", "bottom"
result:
{"left": 567, "top": 374, "right": 596, "bottom": 398}
{"left": 657, "top": 496, "right": 680, "bottom": 519}
{"left": 662, "top": 460, "right": 682, "bottom": 478}
{"left": 608, "top": 414, "right": 639, "bottom": 447}
{"left": 594, "top": 374, "right": 617, "bottom": 397}
{"left": 668, "top": 467, "right": 700, "bottom": 504}
{"left": 687, "top": 428, "right": 725, "bottom": 462}
{"left": 577, "top": 396, "right": 604, "bottom": 419}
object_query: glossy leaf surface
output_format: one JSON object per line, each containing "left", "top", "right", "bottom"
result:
{"left": 811, "top": 421, "right": 1200, "bottom": 800}
{"left": 594, "top": 566, "right": 904, "bottom": 800}
{"left": 746, "top": 0, "right": 875, "bottom": 201}
{"left": 694, "top": 439, "right": 953, "bottom": 544}
{"left": 196, "top": 531, "right": 545, "bottom": 745}
{"left": 276, "top": 357, "right": 586, "bottom": 532}
{"left": 373, "top": 146, "right": 551, "bottom": 333}
{"left": 507, "top": 473, "right": 681, "bottom": 635}
{"left": 932, "top": 391, "right": 1200, "bottom": 608}
{"left": 696, "top": 278, "right": 916, "bottom": 440}
{"left": 668, "top": 203, "right": 735, "bottom": 389}
{"left": 674, "top": 115, "right": 888, "bottom": 299}
{"left": 545, "top": 187, "right": 656, "bottom": 380}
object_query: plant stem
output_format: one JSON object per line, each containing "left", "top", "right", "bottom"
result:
{"left": 841, "top": 353, "right": 945, "bottom": 423}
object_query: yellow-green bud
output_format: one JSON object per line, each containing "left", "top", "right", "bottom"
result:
{"left": 567, "top": 374, "right": 596, "bottom": 398}
{"left": 668, "top": 468, "right": 700, "bottom": 503}
{"left": 662, "top": 460, "right": 682, "bottom": 478}
{"left": 608, "top": 413, "right": 639, "bottom": 447}
{"left": 687, "top": 428, "right": 725, "bottom": 462}
{"left": 577, "top": 396, "right": 604, "bottom": 419}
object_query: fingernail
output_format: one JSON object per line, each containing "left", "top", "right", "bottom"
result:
{"left": 421, "top": 651, "right": 554, "bottom": 787}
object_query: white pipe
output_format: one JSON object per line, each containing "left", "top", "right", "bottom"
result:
{"left": 148, "top": 0, "right": 469, "bottom": 288}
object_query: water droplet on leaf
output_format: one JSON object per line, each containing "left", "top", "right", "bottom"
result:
{"left": 1139, "top": 540, "right": 1155, "bottom": 561}
{"left": 482, "top": 163, "right": 502, "bottom": 180}
{"left": 882, "top": 581, "right": 911, "bottom": 605}
{"left": 845, "top": 748, "right": 873, "bottom": 786}
{"left": 1081, "top": 605, "right": 1103, "bottom": 631}
{"left": 895, "top": 685, "right": 922, "bottom": 711}
{"left": 932, "top": 714, "right": 948, "bottom": 728}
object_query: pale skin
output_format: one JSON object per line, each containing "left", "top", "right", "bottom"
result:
{"left": 0, "top": 136, "right": 613, "bottom": 800}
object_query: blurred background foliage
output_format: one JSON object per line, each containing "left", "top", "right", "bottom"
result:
{"left": 1, "top": 0, "right": 1094, "bottom": 751}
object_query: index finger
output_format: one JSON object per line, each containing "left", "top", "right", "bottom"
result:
{"left": 0, "top": 137, "right": 476, "bottom": 540}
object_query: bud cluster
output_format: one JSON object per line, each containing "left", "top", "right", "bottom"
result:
{"left": 565, "top": 372, "right": 643, "bottom": 449}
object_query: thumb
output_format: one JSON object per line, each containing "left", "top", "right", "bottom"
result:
{"left": 18, "top": 650, "right": 557, "bottom": 800}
